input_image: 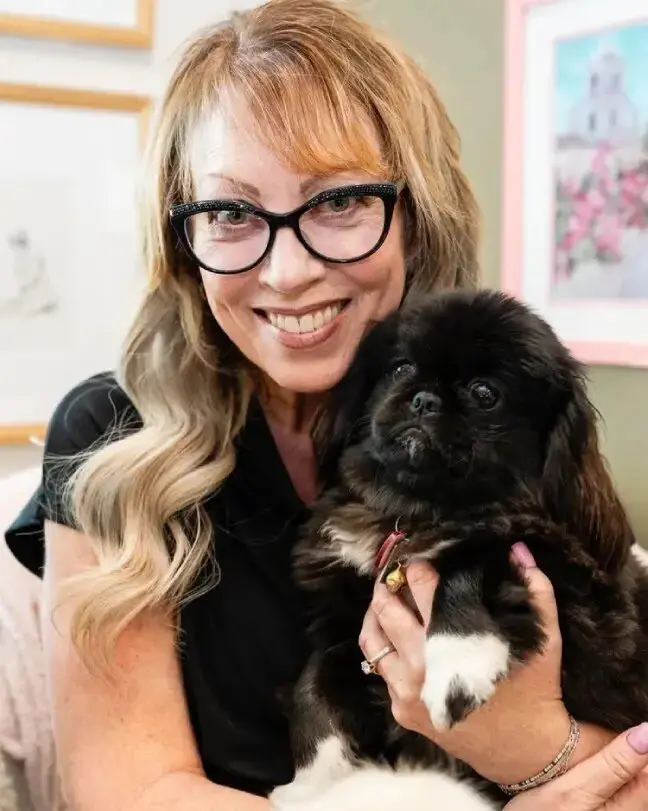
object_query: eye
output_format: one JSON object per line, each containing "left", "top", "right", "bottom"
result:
{"left": 468, "top": 380, "right": 500, "bottom": 410}
{"left": 325, "top": 196, "right": 352, "bottom": 213}
{"left": 391, "top": 362, "right": 416, "bottom": 381}
{"left": 208, "top": 209, "right": 249, "bottom": 226}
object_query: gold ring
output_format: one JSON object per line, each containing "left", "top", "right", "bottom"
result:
{"left": 361, "top": 644, "right": 396, "bottom": 675}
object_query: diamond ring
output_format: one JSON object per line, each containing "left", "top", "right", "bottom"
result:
{"left": 360, "top": 644, "right": 396, "bottom": 675}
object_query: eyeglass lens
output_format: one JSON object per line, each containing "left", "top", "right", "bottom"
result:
{"left": 184, "top": 190, "right": 387, "bottom": 273}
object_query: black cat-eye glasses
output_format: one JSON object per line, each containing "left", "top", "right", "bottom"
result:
{"left": 169, "top": 182, "right": 399, "bottom": 275}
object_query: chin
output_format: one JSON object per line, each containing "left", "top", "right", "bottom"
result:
{"left": 260, "top": 358, "right": 350, "bottom": 397}
{"left": 274, "top": 289, "right": 648, "bottom": 811}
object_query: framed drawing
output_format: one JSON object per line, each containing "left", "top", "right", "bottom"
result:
{"left": 502, "top": 0, "right": 648, "bottom": 367}
{"left": 0, "top": 0, "right": 154, "bottom": 49}
{"left": 0, "top": 83, "right": 150, "bottom": 445}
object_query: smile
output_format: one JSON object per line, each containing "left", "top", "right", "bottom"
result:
{"left": 259, "top": 300, "right": 349, "bottom": 334}
{"left": 254, "top": 299, "right": 351, "bottom": 350}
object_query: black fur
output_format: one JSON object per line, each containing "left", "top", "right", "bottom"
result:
{"left": 289, "top": 289, "right": 648, "bottom": 806}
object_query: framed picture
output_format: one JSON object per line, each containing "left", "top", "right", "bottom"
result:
{"left": 502, "top": 0, "right": 648, "bottom": 367}
{"left": 0, "top": 83, "right": 150, "bottom": 445}
{"left": 0, "top": 0, "right": 154, "bottom": 49}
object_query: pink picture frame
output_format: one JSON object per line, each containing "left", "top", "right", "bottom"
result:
{"left": 501, "top": 0, "right": 648, "bottom": 367}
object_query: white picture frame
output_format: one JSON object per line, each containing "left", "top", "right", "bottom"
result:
{"left": 0, "top": 83, "right": 150, "bottom": 445}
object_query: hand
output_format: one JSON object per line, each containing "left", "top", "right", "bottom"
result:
{"left": 358, "top": 544, "right": 577, "bottom": 784}
{"left": 504, "top": 724, "right": 648, "bottom": 810}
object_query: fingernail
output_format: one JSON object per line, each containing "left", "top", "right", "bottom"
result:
{"left": 627, "top": 722, "right": 648, "bottom": 754}
{"left": 511, "top": 543, "right": 537, "bottom": 570}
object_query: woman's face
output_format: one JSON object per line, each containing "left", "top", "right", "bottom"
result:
{"left": 189, "top": 104, "right": 406, "bottom": 396}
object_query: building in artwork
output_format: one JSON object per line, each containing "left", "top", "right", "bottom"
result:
{"left": 564, "top": 49, "right": 640, "bottom": 147}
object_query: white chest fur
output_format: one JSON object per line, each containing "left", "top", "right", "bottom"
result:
{"left": 319, "top": 515, "right": 384, "bottom": 575}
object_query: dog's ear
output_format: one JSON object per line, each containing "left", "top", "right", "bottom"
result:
{"left": 313, "top": 315, "right": 398, "bottom": 485}
{"left": 542, "top": 371, "right": 633, "bottom": 573}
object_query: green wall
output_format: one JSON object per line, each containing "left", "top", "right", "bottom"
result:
{"left": 368, "top": 0, "right": 648, "bottom": 544}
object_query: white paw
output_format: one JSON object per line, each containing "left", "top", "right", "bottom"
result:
{"left": 269, "top": 736, "right": 353, "bottom": 808}
{"left": 420, "top": 632, "right": 511, "bottom": 731}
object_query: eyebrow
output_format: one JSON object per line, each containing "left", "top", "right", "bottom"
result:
{"left": 205, "top": 174, "right": 259, "bottom": 198}
{"left": 202, "top": 172, "right": 364, "bottom": 200}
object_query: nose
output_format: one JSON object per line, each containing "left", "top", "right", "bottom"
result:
{"left": 410, "top": 391, "right": 441, "bottom": 416}
{"left": 257, "top": 227, "right": 325, "bottom": 294}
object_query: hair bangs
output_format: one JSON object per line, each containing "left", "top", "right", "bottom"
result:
{"left": 222, "top": 63, "right": 391, "bottom": 181}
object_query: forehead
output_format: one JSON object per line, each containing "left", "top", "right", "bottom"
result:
{"left": 191, "top": 105, "right": 278, "bottom": 178}
{"left": 189, "top": 96, "right": 387, "bottom": 196}
{"left": 396, "top": 296, "right": 561, "bottom": 385}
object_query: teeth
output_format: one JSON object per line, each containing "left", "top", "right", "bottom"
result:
{"left": 267, "top": 302, "right": 343, "bottom": 334}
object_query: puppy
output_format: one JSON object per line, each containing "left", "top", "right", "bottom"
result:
{"left": 269, "top": 289, "right": 648, "bottom": 811}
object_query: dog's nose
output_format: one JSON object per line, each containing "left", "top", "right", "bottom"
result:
{"left": 410, "top": 391, "right": 440, "bottom": 416}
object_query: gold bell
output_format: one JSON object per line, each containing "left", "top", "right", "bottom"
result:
{"left": 385, "top": 562, "right": 407, "bottom": 594}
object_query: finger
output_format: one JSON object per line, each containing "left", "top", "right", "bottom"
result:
{"left": 511, "top": 543, "right": 561, "bottom": 644}
{"left": 371, "top": 581, "right": 426, "bottom": 665}
{"left": 553, "top": 723, "right": 648, "bottom": 808}
{"left": 359, "top": 608, "right": 400, "bottom": 681}
{"left": 603, "top": 769, "right": 648, "bottom": 811}
{"left": 358, "top": 606, "right": 391, "bottom": 658}
{"left": 404, "top": 561, "right": 439, "bottom": 629}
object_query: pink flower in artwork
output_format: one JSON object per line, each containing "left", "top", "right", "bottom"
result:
{"left": 594, "top": 212, "right": 622, "bottom": 260}
{"left": 618, "top": 164, "right": 648, "bottom": 229}
{"left": 553, "top": 147, "right": 648, "bottom": 281}
{"left": 566, "top": 213, "right": 588, "bottom": 246}
{"left": 572, "top": 195, "right": 596, "bottom": 227}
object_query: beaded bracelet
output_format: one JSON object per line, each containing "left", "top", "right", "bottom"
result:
{"left": 497, "top": 715, "right": 581, "bottom": 796}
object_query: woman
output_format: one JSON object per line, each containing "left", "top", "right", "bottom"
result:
{"left": 4, "top": 1, "right": 647, "bottom": 809}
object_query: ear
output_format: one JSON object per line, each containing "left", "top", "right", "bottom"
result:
{"left": 542, "top": 372, "right": 634, "bottom": 573}
{"left": 313, "top": 315, "right": 398, "bottom": 486}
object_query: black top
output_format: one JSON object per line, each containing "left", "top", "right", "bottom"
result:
{"left": 4, "top": 373, "right": 312, "bottom": 796}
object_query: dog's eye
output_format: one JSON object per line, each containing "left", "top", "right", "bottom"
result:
{"left": 469, "top": 381, "right": 500, "bottom": 410}
{"left": 392, "top": 362, "right": 416, "bottom": 381}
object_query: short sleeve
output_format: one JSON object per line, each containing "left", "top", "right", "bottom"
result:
{"left": 3, "top": 372, "right": 142, "bottom": 576}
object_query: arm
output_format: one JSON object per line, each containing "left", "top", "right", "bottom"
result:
{"left": 44, "top": 520, "right": 271, "bottom": 811}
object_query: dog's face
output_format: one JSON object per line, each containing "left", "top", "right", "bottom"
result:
{"left": 318, "top": 290, "right": 633, "bottom": 570}
{"left": 325, "top": 290, "right": 576, "bottom": 505}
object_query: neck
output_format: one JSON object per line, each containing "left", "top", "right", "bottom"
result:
{"left": 259, "top": 377, "right": 324, "bottom": 434}
{"left": 258, "top": 376, "right": 324, "bottom": 505}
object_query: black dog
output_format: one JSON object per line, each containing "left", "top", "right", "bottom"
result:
{"left": 270, "top": 289, "right": 648, "bottom": 811}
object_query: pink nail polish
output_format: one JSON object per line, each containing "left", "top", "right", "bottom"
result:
{"left": 511, "top": 542, "right": 537, "bottom": 570}
{"left": 627, "top": 722, "right": 648, "bottom": 754}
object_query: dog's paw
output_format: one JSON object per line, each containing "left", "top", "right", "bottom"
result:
{"left": 420, "top": 632, "right": 511, "bottom": 731}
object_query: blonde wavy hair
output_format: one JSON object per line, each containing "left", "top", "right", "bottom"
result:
{"left": 63, "top": 0, "right": 481, "bottom": 667}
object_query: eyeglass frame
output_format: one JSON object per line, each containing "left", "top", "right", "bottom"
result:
{"left": 169, "top": 182, "right": 400, "bottom": 275}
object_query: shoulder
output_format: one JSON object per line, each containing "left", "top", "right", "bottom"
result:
{"left": 4, "top": 374, "right": 141, "bottom": 575}
{"left": 45, "top": 371, "right": 142, "bottom": 457}
{"left": 41, "top": 372, "right": 141, "bottom": 534}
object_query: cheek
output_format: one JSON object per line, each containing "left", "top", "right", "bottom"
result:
{"left": 200, "top": 270, "right": 251, "bottom": 320}
{"left": 479, "top": 420, "right": 543, "bottom": 468}
{"left": 346, "top": 223, "right": 406, "bottom": 307}
{"left": 381, "top": 217, "right": 407, "bottom": 301}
